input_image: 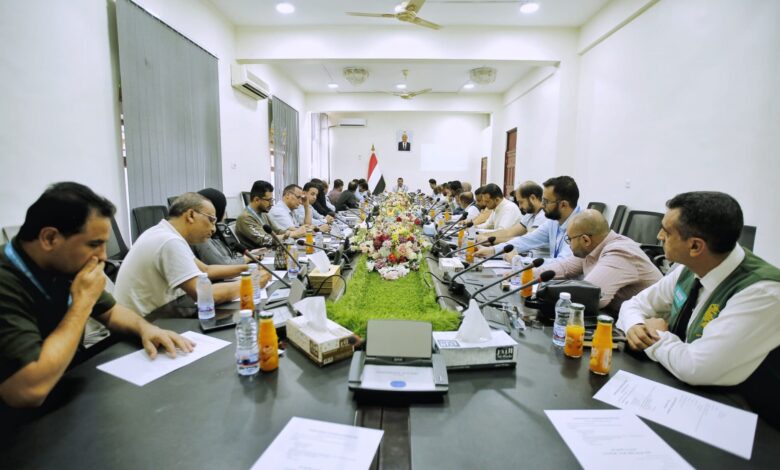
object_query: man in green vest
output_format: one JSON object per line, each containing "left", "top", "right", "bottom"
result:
{"left": 617, "top": 191, "right": 780, "bottom": 426}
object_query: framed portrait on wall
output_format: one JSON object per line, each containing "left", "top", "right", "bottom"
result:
{"left": 397, "top": 130, "right": 412, "bottom": 152}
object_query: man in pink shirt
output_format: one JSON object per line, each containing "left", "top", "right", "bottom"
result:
{"left": 542, "top": 209, "right": 662, "bottom": 314}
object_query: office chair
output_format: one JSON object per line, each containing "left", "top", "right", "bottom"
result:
{"left": 609, "top": 205, "right": 627, "bottom": 233}
{"left": 587, "top": 202, "right": 606, "bottom": 214}
{"left": 621, "top": 210, "right": 664, "bottom": 246}
{"left": 241, "top": 191, "right": 252, "bottom": 207}
{"left": 739, "top": 225, "right": 756, "bottom": 251}
{"left": 167, "top": 196, "right": 179, "bottom": 207}
{"left": 2, "top": 225, "right": 21, "bottom": 243}
{"left": 131, "top": 205, "right": 169, "bottom": 241}
{"left": 104, "top": 216, "right": 129, "bottom": 282}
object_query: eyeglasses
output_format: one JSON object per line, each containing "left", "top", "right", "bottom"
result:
{"left": 541, "top": 198, "right": 560, "bottom": 206}
{"left": 564, "top": 233, "right": 589, "bottom": 244}
{"left": 193, "top": 210, "right": 217, "bottom": 225}
{"left": 259, "top": 196, "right": 274, "bottom": 203}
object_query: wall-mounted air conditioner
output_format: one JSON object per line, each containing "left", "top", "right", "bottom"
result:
{"left": 231, "top": 64, "right": 270, "bottom": 100}
{"left": 338, "top": 118, "right": 367, "bottom": 128}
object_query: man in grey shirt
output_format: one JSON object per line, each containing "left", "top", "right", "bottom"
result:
{"left": 268, "top": 184, "right": 311, "bottom": 238}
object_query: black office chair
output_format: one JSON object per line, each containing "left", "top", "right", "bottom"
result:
{"left": 609, "top": 205, "right": 627, "bottom": 232}
{"left": 131, "top": 205, "right": 168, "bottom": 241}
{"left": 739, "top": 225, "right": 756, "bottom": 251}
{"left": 2, "top": 225, "right": 20, "bottom": 243}
{"left": 167, "top": 196, "right": 179, "bottom": 207}
{"left": 241, "top": 192, "right": 251, "bottom": 207}
{"left": 621, "top": 210, "right": 664, "bottom": 246}
{"left": 587, "top": 202, "right": 606, "bottom": 214}
{"left": 104, "top": 216, "right": 130, "bottom": 281}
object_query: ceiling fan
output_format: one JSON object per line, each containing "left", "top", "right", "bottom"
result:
{"left": 347, "top": 0, "right": 442, "bottom": 30}
{"left": 385, "top": 70, "right": 432, "bottom": 100}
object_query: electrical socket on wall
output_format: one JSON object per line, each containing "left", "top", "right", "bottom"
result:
{"left": 624, "top": 179, "right": 631, "bottom": 189}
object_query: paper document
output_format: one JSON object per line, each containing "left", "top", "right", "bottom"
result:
{"left": 593, "top": 370, "right": 757, "bottom": 459}
{"left": 252, "top": 417, "right": 383, "bottom": 470}
{"left": 361, "top": 365, "right": 435, "bottom": 391}
{"left": 97, "top": 331, "right": 230, "bottom": 386}
{"left": 545, "top": 410, "right": 692, "bottom": 469}
{"left": 267, "top": 288, "right": 291, "bottom": 303}
{"left": 483, "top": 260, "right": 511, "bottom": 269}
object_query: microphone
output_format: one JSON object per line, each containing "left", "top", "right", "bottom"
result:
{"left": 432, "top": 212, "right": 468, "bottom": 242}
{"left": 444, "top": 236, "right": 496, "bottom": 258}
{"left": 262, "top": 224, "right": 302, "bottom": 269}
{"left": 469, "top": 258, "right": 544, "bottom": 300}
{"left": 241, "top": 247, "right": 291, "bottom": 288}
{"left": 449, "top": 245, "right": 514, "bottom": 288}
{"left": 478, "top": 270, "right": 556, "bottom": 308}
{"left": 313, "top": 226, "right": 346, "bottom": 241}
{"left": 296, "top": 239, "right": 335, "bottom": 254}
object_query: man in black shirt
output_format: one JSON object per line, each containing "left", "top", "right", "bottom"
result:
{"left": 0, "top": 182, "right": 192, "bottom": 409}
{"left": 335, "top": 181, "right": 360, "bottom": 211}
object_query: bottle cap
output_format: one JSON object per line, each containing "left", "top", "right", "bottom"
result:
{"left": 559, "top": 292, "right": 571, "bottom": 300}
{"left": 259, "top": 310, "right": 274, "bottom": 319}
{"left": 571, "top": 302, "right": 585, "bottom": 311}
{"left": 239, "top": 309, "right": 253, "bottom": 318}
{"left": 241, "top": 271, "right": 251, "bottom": 277}
{"left": 597, "top": 314, "right": 614, "bottom": 324}
{"left": 247, "top": 263, "right": 257, "bottom": 269}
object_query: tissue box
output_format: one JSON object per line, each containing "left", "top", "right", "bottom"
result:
{"left": 439, "top": 257, "right": 464, "bottom": 276}
{"left": 286, "top": 316, "right": 354, "bottom": 366}
{"left": 433, "top": 330, "right": 518, "bottom": 370}
{"left": 307, "top": 264, "right": 342, "bottom": 296}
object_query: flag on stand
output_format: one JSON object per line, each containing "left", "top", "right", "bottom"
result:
{"left": 367, "top": 145, "right": 386, "bottom": 195}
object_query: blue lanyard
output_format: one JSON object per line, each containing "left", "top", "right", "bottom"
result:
{"left": 553, "top": 225, "right": 565, "bottom": 258}
{"left": 246, "top": 205, "right": 265, "bottom": 225}
{"left": 5, "top": 243, "right": 56, "bottom": 303}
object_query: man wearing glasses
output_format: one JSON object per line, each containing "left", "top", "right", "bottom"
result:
{"left": 540, "top": 209, "right": 661, "bottom": 314}
{"left": 476, "top": 176, "right": 581, "bottom": 263}
{"left": 267, "top": 184, "right": 312, "bottom": 239}
{"left": 235, "top": 180, "right": 281, "bottom": 249}
{"left": 115, "top": 193, "right": 252, "bottom": 316}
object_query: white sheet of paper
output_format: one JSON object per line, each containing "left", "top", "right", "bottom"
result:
{"left": 272, "top": 270, "right": 288, "bottom": 280}
{"left": 360, "top": 365, "right": 435, "bottom": 391}
{"left": 252, "top": 417, "right": 383, "bottom": 470}
{"left": 483, "top": 260, "right": 511, "bottom": 269}
{"left": 268, "top": 288, "right": 291, "bottom": 303}
{"left": 593, "top": 370, "right": 758, "bottom": 459}
{"left": 545, "top": 410, "right": 692, "bottom": 470}
{"left": 96, "top": 331, "right": 230, "bottom": 386}
{"left": 309, "top": 250, "right": 331, "bottom": 273}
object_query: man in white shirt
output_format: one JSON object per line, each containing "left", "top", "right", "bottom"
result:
{"left": 115, "top": 193, "right": 266, "bottom": 315}
{"left": 475, "top": 183, "right": 521, "bottom": 231}
{"left": 393, "top": 177, "right": 409, "bottom": 193}
{"left": 617, "top": 192, "right": 780, "bottom": 426}
{"left": 267, "top": 184, "right": 311, "bottom": 238}
{"left": 458, "top": 192, "right": 481, "bottom": 222}
{"left": 477, "top": 181, "right": 548, "bottom": 254}
{"left": 428, "top": 179, "right": 437, "bottom": 198}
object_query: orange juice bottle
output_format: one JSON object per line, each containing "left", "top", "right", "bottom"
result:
{"left": 465, "top": 235, "right": 476, "bottom": 263}
{"left": 305, "top": 228, "right": 314, "bottom": 254}
{"left": 258, "top": 311, "right": 279, "bottom": 372}
{"left": 521, "top": 261, "right": 534, "bottom": 298}
{"left": 589, "top": 315, "right": 614, "bottom": 374}
{"left": 444, "top": 210, "right": 451, "bottom": 222}
{"left": 457, "top": 229, "right": 465, "bottom": 249}
{"left": 429, "top": 208, "right": 436, "bottom": 220}
{"left": 564, "top": 303, "right": 585, "bottom": 358}
{"left": 239, "top": 271, "right": 254, "bottom": 312}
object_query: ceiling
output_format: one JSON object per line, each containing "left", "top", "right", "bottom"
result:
{"left": 268, "top": 59, "right": 552, "bottom": 94}
{"left": 209, "top": 0, "right": 610, "bottom": 28}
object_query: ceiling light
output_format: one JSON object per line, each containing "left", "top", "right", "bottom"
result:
{"left": 396, "top": 83, "right": 407, "bottom": 90}
{"left": 328, "top": 83, "right": 338, "bottom": 89}
{"left": 343, "top": 67, "right": 369, "bottom": 86}
{"left": 463, "top": 83, "right": 475, "bottom": 90}
{"left": 469, "top": 67, "right": 497, "bottom": 85}
{"left": 276, "top": 3, "right": 295, "bottom": 14}
{"left": 519, "top": 2, "right": 540, "bottom": 14}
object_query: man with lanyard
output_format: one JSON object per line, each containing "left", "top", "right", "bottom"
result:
{"left": 617, "top": 192, "right": 780, "bottom": 427}
{"left": 0, "top": 183, "right": 193, "bottom": 411}
{"left": 267, "top": 184, "right": 312, "bottom": 238}
{"left": 235, "top": 180, "right": 286, "bottom": 249}
{"left": 475, "top": 176, "right": 581, "bottom": 264}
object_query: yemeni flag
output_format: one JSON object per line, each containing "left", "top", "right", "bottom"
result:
{"left": 367, "top": 145, "right": 386, "bottom": 195}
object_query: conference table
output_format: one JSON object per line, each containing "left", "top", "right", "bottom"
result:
{"left": 3, "top": 253, "right": 779, "bottom": 469}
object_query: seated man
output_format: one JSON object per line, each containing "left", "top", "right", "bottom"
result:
{"left": 458, "top": 192, "right": 481, "bottom": 222}
{"left": 235, "top": 180, "right": 281, "bottom": 249}
{"left": 115, "top": 193, "right": 262, "bottom": 316}
{"left": 356, "top": 180, "right": 370, "bottom": 203}
{"left": 476, "top": 176, "right": 581, "bottom": 263}
{"left": 428, "top": 178, "right": 437, "bottom": 198}
{"left": 542, "top": 209, "right": 662, "bottom": 313}
{"left": 327, "top": 179, "right": 343, "bottom": 206}
{"left": 617, "top": 192, "right": 780, "bottom": 426}
{"left": 464, "top": 185, "right": 492, "bottom": 226}
{"left": 475, "top": 183, "right": 522, "bottom": 231}
{"left": 335, "top": 181, "right": 360, "bottom": 212}
{"left": 0, "top": 182, "right": 193, "bottom": 409}
{"left": 393, "top": 177, "right": 409, "bottom": 193}
{"left": 477, "top": 181, "right": 548, "bottom": 256}
{"left": 300, "top": 182, "right": 333, "bottom": 232}
{"left": 267, "top": 184, "right": 311, "bottom": 238}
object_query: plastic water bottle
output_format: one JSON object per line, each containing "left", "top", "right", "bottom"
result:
{"left": 510, "top": 256, "right": 523, "bottom": 288}
{"left": 286, "top": 244, "right": 300, "bottom": 276}
{"left": 553, "top": 292, "right": 572, "bottom": 348}
{"left": 196, "top": 273, "right": 215, "bottom": 320}
{"left": 248, "top": 263, "right": 263, "bottom": 306}
{"left": 235, "top": 309, "right": 259, "bottom": 376}
{"left": 315, "top": 231, "right": 324, "bottom": 248}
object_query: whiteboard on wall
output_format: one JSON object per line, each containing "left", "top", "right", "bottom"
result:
{"left": 420, "top": 144, "right": 468, "bottom": 171}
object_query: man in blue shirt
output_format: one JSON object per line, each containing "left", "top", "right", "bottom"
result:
{"left": 475, "top": 176, "right": 581, "bottom": 263}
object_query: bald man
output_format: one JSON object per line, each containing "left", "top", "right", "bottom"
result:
{"left": 538, "top": 209, "right": 662, "bottom": 313}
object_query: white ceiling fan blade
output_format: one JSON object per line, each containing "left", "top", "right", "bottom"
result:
{"left": 409, "top": 88, "right": 433, "bottom": 97}
{"left": 346, "top": 12, "right": 396, "bottom": 18}
{"left": 406, "top": 0, "right": 428, "bottom": 13}
{"left": 409, "top": 16, "right": 442, "bottom": 29}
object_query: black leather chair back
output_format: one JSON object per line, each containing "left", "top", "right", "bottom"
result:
{"left": 609, "top": 205, "right": 627, "bottom": 232}
{"left": 131, "top": 205, "right": 169, "bottom": 241}
{"left": 621, "top": 210, "right": 664, "bottom": 245}
{"left": 739, "top": 225, "right": 757, "bottom": 251}
{"left": 587, "top": 202, "right": 606, "bottom": 213}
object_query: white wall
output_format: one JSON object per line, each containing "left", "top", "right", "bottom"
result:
{"left": 329, "top": 112, "right": 491, "bottom": 192}
{"left": 574, "top": 0, "right": 780, "bottom": 263}
{"left": 0, "top": 0, "right": 127, "bottom": 236}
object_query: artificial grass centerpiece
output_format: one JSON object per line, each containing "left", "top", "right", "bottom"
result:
{"left": 326, "top": 255, "right": 462, "bottom": 337}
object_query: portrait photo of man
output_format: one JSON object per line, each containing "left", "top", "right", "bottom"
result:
{"left": 397, "top": 131, "right": 412, "bottom": 151}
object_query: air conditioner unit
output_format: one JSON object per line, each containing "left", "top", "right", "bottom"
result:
{"left": 338, "top": 118, "right": 367, "bottom": 128}
{"left": 231, "top": 64, "right": 270, "bottom": 100}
